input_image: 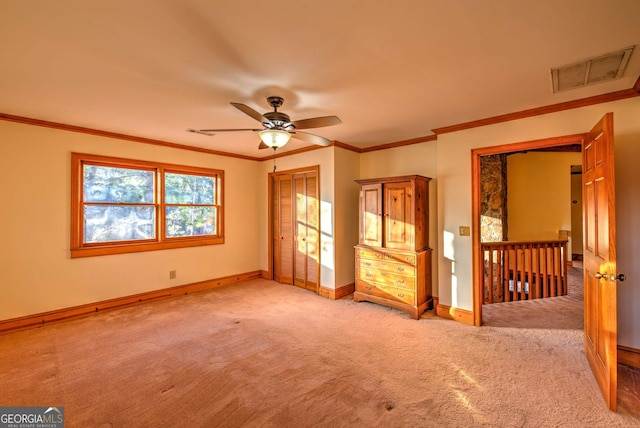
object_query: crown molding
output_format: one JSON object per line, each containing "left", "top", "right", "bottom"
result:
{"left": 0, "top": 112, "right": 261, "bottom": 161}
{"left": 360, "top": 135, "right": 437, "bottom": 153}
{"left": 432, "top": 88, "right": 639, "bottom": 135}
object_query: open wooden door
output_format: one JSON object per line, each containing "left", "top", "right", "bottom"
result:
{"left": 583, "top": 112, "right": 625, "bottom": 410}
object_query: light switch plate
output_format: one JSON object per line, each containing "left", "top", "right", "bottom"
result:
{"left": 459, "top": 226, "right": 471, "bottom": 236}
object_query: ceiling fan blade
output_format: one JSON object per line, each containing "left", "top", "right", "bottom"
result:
{"left": 291, "top": 131, "right": 332, "bottom": 146}
{"left": 230, "top": 102, "right": 270, "bottom": 124}
{"left": 290, "top": 115, "right": 342, "bottom": 130}
{"left": 186, "top": 128, "right": 215, "bottom": 136}
{"left": 197, "top": 128, "right": 261, "bottom": 132}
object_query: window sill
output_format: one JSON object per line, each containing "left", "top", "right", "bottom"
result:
{"left": 70, "top": 237, "right": 224, "bottom": 258}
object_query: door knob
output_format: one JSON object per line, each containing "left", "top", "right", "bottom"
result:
{"left": 595, "top": 272, "right": 607, "bottom": 279}
{"left": 612, "top": 273, "right": 626, "bottom": 282}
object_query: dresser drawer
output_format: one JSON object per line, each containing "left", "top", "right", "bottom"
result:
{"left": 356, "top": 248, "right": 385, "bottom": 261}
{"left": 358, "top": 268, "right": 383, "bottom": 283}
{"left": 377, "top": 271, "right": 415, "bottom": 290}
{"left": 359, "top": 258, "right": 416, "bottom": 276}
{"left": 392, "top": 288, "right": 415, "bottom": 306}
{"left": 356, "top": 281, "right": 415, "bottom": 306}
{"left": 355, "top": 280, "right": 395, "bottom": 299}
{"left": 358, "top": 268, "right": 415, "bottom": 289}
{"left": 384, "top": 252, "right": 416, "bottom": 265}
{"left": 358, "top": 258, "right": 378, "bottom": 269}
{"left": 356, "top": 280, "right": 384, "bottom": 299}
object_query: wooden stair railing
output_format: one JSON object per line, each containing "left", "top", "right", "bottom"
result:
{"left": 482, "top": 240, "right": 568, "bottom": 304}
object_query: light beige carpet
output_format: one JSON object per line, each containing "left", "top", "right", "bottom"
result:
{"left": 0, "top": 272, "right": 638, "bottom": 427}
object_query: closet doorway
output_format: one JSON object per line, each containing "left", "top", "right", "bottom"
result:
{"left": 269, "top": 166, "right": 320, "bottom": 293}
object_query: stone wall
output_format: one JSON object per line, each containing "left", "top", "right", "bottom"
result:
{"left": 480, "top": 154, "right": 507, "bottom": 242}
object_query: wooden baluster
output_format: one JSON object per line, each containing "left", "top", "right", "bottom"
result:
{"left": 525, "top": 244, "right": 532, "bottom": 300}
{"left": 511, "top": 246, "right": 517, "bottom": 302}
{"left": 504, "top": 246, "right": 511, "bottom": 302}
{"left": 540, "top": 244, "right": 549, "bottom": 297}
{"left": 497, "top": 246, "right": 503, "bottom": 302}
{"left": 482, "top": 245, "right": 487, "bottom": 303}
{"left": 512, "top": 246, "right": 517, "bottom": 301}
{"left": 549, "top": 244, "right": 558, "bottom": 297}
{"left": 534, "top": 245, "right": 541, "bottom": 300}
{"left": 562, "top": 241, "right": 568, "bottom": 295}
{"left": 518, "top": 245, "right": 528, "bottom": 300}
{"left": 487, "top": 248, "right": 495, "bottom": 303}
{"left": 525, "top": 245, "right": 529, "bottom": 300}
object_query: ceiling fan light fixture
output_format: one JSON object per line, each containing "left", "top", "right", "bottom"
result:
{"left": 259, "top": 129, "right": 291, "bottom": 148}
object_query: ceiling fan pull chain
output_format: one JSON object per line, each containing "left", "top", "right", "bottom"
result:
{"left": 273, "top": 148, "right": 277, "bottom": 172}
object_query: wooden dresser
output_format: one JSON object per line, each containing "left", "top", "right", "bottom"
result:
{"left": 354, "top": 175, "right": 432, "bottom": 319}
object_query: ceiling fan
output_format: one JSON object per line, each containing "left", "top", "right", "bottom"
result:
{"left": 187, "top": 96, "right": 342, "bottom": 150}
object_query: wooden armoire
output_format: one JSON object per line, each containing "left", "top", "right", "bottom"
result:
{"left": 272, "top": 168, "right": 319, "bottom": 292}
{"left": 354, "top": 175, "right": 432, "bottom": 319}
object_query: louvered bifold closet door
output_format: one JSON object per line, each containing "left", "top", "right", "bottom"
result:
{"left": 304, "top": 173, "right": 319, "bottom": 291}
{"left": 276, "top": 175, "right": 294, "bottom": 284}
{"left": 293, "top": 172, "right": 319, "bottom": 291}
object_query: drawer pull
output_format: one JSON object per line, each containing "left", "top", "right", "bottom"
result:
{"left": 364, "top": 261, "right": 372, "bottom": 266}
{"left": 398, "top": 293, "right": 405, "bottom": 298}
{"left": 397, "top": 267, "right": 405, "bottom": 272}
{"left": 396, "top": 279, "right": 405, "bottom": 284}
{"left": 366, "top": 272, "right": 373, "bottom": 277}
{"left": 405, "top": 257, "right": 413, "bottom": 262}
{"left": 375, "top": 253, "right": 381, "bottom": 258}
{"left": 365, "top": 285, "right": 372, "bottom": 290}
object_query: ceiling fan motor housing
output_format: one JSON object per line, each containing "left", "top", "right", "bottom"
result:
{"left": 263, "top": 111, "right": 292, "bottom": 129}
{"left": 264, "top": 97, "right": 293, "bottom": 129}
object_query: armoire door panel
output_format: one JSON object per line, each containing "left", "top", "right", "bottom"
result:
{"left": 360, "top": 183, "right": 382, "bottom": 247}
{"left": 385, "top": 182, "right": 413, "bottom": 250}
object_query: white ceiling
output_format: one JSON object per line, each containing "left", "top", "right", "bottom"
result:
{"left": 2, "top": 0, "right": 639, "bottom": 158}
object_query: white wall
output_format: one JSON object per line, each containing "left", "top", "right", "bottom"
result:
{"left": 333, "top": 147, "right": 360, "bottom": 288}
{"left": 436, "top": 96, "right": 640, "bottom": 349}
{"left": 0, "top": 120, "right": 261, "bottom": 319}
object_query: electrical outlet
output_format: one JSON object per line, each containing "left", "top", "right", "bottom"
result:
{"left": 169, "top": 270, "right": 176, "bottom": 279}
{"left": 459, "top": 226, "right": 471, "bottom": 236}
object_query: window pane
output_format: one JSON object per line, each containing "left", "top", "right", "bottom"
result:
{"left": 84, "top": 206, "right": 156, "bottom": 243}
{"left": 84, "top": 165, "right": 154, "bottom": 203}
{"left": 165, "top": 173, "right": 215, "bottom": 205}
{"left": 166, "top": 206, "right": 216, "bottom": 237}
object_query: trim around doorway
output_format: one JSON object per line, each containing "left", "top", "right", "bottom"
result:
{"left": 471, "top": 134, "right": 586, "bottom": 326}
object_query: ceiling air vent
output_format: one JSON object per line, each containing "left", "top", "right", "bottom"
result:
{"left": 551, "top": 46, "right": 634, "bottom": 93}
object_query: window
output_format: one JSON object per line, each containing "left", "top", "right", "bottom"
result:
{"left": 71, "top": 153, "right": 223, "bottom": 257}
